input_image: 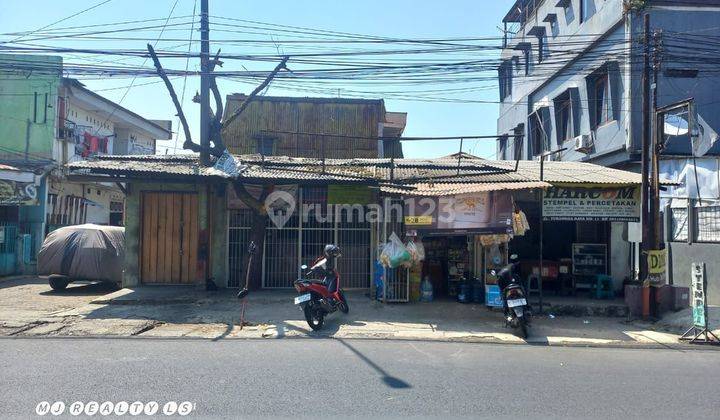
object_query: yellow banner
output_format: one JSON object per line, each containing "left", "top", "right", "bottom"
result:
{"left": 648, "top": 250, "right": 667, "bottom": 275}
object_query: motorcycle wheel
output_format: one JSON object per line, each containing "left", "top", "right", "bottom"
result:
{"left": 304, "top": 302, "right": 325, "bottom": 331}
{"left": 338, "top": 290, "right": 349, "bottom": 314}
{"left": 518, "top": 317, "right": 529, "bottom": 339}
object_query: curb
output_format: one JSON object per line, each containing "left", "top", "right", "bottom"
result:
{"left": 2, "top": 330, "right": 719, "bottom": 351}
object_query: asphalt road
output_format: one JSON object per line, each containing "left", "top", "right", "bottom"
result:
{"left": 1, "top": 338, "right": 718, "bottom": 419}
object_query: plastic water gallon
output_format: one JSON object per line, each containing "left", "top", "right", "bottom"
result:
{"left": 457, "top": 282, "right": 471, "bottom": 303}
{"left": 420, "top": 277, "right": 434, "bottom": 302}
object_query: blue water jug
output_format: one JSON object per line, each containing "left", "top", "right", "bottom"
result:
{"left": 457, "top": 283, "right": 471, "bottom": 303}
{"left": 420, "top": 277, "right": 434, "bottom": 302}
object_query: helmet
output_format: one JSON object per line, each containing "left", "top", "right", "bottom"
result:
{"left": 324, "top": 244, "right": 341, "bottom": 258}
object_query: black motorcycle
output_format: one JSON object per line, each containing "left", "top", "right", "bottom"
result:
{"left": 491, "top": 254, "right": 532, "bottom": 339}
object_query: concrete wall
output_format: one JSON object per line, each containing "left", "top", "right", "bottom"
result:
{"left": 123, "top": 182, "right": 228, "bottom": 288}
{"left": 668, "top": 242, "right": 720, "bottom": 305}
{"left": 0, "top": 54, "right": 61, "bottom": 161}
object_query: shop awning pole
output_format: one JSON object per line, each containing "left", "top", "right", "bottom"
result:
{"left": 538, "top": 148, "right": 566, "bottom": 315}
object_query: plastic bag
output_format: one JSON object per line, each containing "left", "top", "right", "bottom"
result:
{"left": 380, "top": 232, "right": 412, "bottom": 268}
{"left": 405, "top": 240, "right": 425, "bottom": 264}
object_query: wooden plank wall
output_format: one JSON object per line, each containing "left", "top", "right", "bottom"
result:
{"left": 140, "top": 192, "right": 198, "bottom": 284}
{"left": 222, "top": 97, "right": 383, "bottom": 158}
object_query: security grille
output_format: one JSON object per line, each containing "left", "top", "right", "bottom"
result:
{"left": 227, "top": 209, "right": 253, "bottom": 287}
{"left": 227, "top": 187, "right": 372, "bottom": 289}
{"left": 381, "top": 198, "right": 409, "bottom": 303}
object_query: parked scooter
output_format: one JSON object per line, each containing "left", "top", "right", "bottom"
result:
{"left": 491, "top": 254, "right": 532, "bottom": 338}
{"left": 293, "top": 244, "right": 349, "bottom": 330}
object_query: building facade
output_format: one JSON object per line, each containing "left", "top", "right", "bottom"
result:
{"left": 48, "top": 78, "right": 171, "bottom": 231}
{"left": 496, "top": 0, "right": 720, "bottom": 303}
{"left": 0, "top": 53, "right": 171, "bottom": 274}
{"left": 222, "top": 95, "right": 406, "bottom": 158}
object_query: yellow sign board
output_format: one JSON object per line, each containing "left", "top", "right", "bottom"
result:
{"left": 404, "top": 216, "right": 433, "bottom": 226}
{"left": 648, "top": 250, "right": 667, "bottom": 275}
{"left": 647, "top": 249, "right": 667, "bottom": 286}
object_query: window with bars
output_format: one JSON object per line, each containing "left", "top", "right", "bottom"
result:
{"left": 695, "top": 206, "right": 720, "bottom": 242}
{"left": 670, "top": 207, "right": 689, "bottom": 242}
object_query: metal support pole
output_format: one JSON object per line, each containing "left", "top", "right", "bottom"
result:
{"left": 199, "top": 0, "right": 211, "bottom": 166}
{"left": 537, "top": 148, "right": 565, "bottom": 314}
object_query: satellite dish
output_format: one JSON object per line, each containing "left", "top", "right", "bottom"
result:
{"left": 664, "top": 113, "right": 689, "bottom": 137}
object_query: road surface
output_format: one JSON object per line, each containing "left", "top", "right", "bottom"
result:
{"left": 1, "top": 338, "right": 718, "bottom": 418}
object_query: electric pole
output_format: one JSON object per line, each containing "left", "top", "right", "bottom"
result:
{"left": 199, "top": 0, "right": 211, "bottom": 166}
{"left": 640, "top": 14, "right": 651, "bottom": 288}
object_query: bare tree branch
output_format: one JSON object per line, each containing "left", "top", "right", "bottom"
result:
{"left": 147, "top": 44, "right": 203, "bottom": 154}
{"left": 222, "top": 57, "right": 289, "bottom": 128}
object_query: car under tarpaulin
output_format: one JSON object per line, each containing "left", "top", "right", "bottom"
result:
{"left": 38, "top": 224, "right": 125, "bottom": 286}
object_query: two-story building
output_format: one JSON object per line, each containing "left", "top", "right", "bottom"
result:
{"left": 496, "top": 0, "right": 720, "bottom": 303}
{"left": 48, "top": 78, "right": 171, "bottom": 229}
{"left": 0, "top": 53, "right": 171, "bottom": 275}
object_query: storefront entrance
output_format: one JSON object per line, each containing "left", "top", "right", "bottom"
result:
{"left": 140, "top": 192, "right": 199, "bottom": 284}
{"left": 227, "top": 187, "right": 373, "bottom": 290}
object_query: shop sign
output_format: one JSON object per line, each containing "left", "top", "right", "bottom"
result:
{"left": 0, "top": 179, "right": 38, "bottom": 206}
{"left": 691, "top": 263, "right": 707, "bottom": 328}
{"left": 542, "top": 185, "right": 640, "bottom": 222}
{"left": 403, "top": 191, "right": 513, "bottom": 234}
{"left": 327, "top": 185, "right": 373, "bottom": 205}
{"left": 647, "top": 249, "right": 667, "bottom": 286}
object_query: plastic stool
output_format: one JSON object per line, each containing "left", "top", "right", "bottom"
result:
{"left": 594, "top": 274, "right": 615, "bottom": 299}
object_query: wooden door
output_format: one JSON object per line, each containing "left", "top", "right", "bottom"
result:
{"left": 141, "top": 192, "right": 198, "bottom": 284}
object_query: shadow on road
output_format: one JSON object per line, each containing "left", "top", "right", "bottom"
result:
{"left": 337, "top": 338, "right": 412, "bottom": 389}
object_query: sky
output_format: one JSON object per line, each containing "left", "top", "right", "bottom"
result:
{"left": 0, "top": 0, "right": 513, "bottom": 159}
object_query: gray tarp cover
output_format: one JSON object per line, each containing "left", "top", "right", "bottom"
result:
{"left": 38, "top": 224, "right": 125, "bottom": 283}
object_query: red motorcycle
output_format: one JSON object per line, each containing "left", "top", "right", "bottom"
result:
{"left": 293, "top": 244, "right": 349, "bottom": 330}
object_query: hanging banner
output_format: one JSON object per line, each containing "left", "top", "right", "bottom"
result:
{"left": 327, "top": 185, "right": 373, "bottom": 205}
{"left": 648, "top": 249, "right": 667, "bottom": 286}
{"left": 403, "top": 191, "right": 513, "bottom": 234}
{"left": 542, "top": 185, "right": 640, "bottom": 222}
{"left": 0, "top": 179, "right": 39, "bottom": 206}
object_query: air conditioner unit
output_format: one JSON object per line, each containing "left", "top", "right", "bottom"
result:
{"left": 573, "top": 134, "right": 594, "bottom": 154}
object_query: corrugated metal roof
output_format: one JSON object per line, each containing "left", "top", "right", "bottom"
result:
{"left": 68, "top": 154, "right": 673, "bottom": 191}
{"left": 381, "top": 181, "right": 550, "bottom": 196}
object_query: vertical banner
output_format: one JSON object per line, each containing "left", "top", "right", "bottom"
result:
{"left": 691, "top": 262, "right": 707, "bottom": 328}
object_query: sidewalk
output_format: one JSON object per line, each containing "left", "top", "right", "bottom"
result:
{"left": 3, "top": 280, "right": 716, "bottom": 349}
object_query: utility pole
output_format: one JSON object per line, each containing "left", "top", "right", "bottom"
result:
{"left": 651, "top": 29, "right": 662, "bottom": 251}
{"left": 641, "top": 14, "right": 662, "bottom": 319}
{"left": 199, "top": 0, "right": 211, "bottom": 166}
{"left": 640, "top": 14, "right": 651, "bottom": 290}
